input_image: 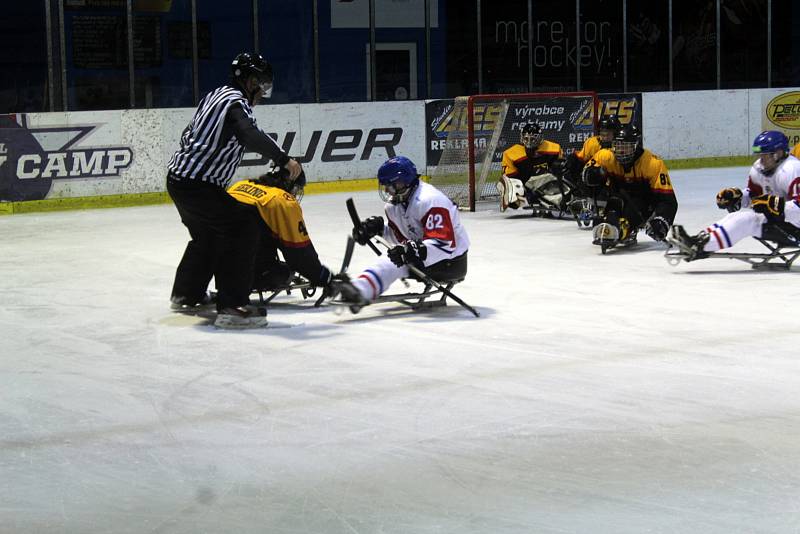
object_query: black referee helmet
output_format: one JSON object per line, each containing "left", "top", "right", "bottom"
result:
{"left": 231, "top": 52, "right": 273, "bottom": 99}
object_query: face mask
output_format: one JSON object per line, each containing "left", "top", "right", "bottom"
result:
{"left": 258, "top": 80, "right": 273, "bottom": 99}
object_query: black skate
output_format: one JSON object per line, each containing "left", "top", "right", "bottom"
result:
{"left": 592, "top": 217, "right": 636, "bottom": 254}
{"left": 329, "top": 274, "right": 369, "bottom": 314}
{"left": 666, "top": 225, "right": 709, "bottom": 262}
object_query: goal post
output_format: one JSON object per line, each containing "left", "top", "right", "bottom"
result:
{"left": 428, "top": 91, "right": 599, "bottom": 212}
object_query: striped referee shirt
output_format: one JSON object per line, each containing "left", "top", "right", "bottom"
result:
{"left": 167, "top": 85, "right": 287, "bottom": 187}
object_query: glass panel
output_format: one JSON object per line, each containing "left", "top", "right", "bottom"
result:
{"left": 672, "top": 0, "right": 716, "bottom": 90}
{"left": 318, "top": 0, "right": 369, "bottom": 102}
{"left": 531, "top": 1, "right": 577, "bottom": 91}
{"left": 626, "top": 2, "right": 669, "bottom": 92}
{"left": 579, "top": 0, "right": 623, "bottom": 92}
{"left": 771, "top": 0, "right": 800, "bottom": 87}
{"left": 196, "top": 0, "right": 253, "bottom": 99}
{"left": 480, "top": 0, "right": 528, "bottom": 93}
{"left": 721, "top": 0, "right": 767, "bottom": 88}
{"left": 258, "top": 0, "right": 314, "bottom": 104}
{"left": 63, "top": 0, "right": 130, "bottom": 111}
{"left": 441, "top": 1, "right": 477, "bottom": 97}
{"left": 133, "top": 0, "right": 193, "bottom": 108}
{"left": 0, "top": 1, "right": 49, "bottom": 113}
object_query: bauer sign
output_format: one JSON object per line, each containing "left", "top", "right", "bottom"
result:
{"left": 424, "top": 93, "right": 641, "bottom": 166}
{"left": 0, "top": 114, "right": 133, "bottom": 202}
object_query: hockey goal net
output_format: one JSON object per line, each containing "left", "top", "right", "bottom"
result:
{"left": 427, "top": 92, "right": 598, "bottom": 211}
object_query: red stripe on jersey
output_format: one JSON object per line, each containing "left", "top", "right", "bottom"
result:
{"left": 788, "top": 178, "right": 800, "bottom": 202}
{"left": 387, "top": 219, "right": 407, "bottom": 242}
{"left": 747, "top": 179, "right": 763, "bottom": 197}
{"left": 421, "top": 207, "right": 456, "bottom": 245}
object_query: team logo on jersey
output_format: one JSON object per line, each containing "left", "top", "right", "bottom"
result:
{"left": 766, "top": 92, "right": 800, "bottom": 129}
{"left": 0, "top": 114, "right": 133, "bottom": 202}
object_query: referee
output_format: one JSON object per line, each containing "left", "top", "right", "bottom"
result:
{"left": 167, "top": 51, "right": 302, "bottom": 329}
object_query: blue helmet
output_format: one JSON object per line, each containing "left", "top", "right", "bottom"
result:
{"left": 377, "top": 156, "right": 419, "bottom": 204}
{"left": 752, "top": 130, "right": 789, "bottom": 154}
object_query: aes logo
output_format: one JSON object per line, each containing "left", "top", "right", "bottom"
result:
{"left": 0, "top": 114, "right": 133, "bottom": 202}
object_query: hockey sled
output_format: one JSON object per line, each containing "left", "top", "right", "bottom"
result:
{"left": 666, "top": 237, "right": 800, "bottom": 270}
{"left": 252, "top": 275, "right": 320, "bottom": 305}
{"left": 330, "top": 277, "right": 467, "bottom": 315}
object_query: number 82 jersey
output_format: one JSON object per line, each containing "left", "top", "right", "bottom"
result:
{"left": 383, "top": 180, "right": 470, "bottom": 267}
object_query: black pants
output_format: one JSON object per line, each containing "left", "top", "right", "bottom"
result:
{"left": 167, "top": 175, "right": 259, "bottom": 310}
{"left": 762, "top": 221, "right": 800, "bottom": 246}
{"left": 603, "top": 191, "right": 651, "bottom": 229}
{"left": 412, "top": 252, "right": 468, "bottom": 283}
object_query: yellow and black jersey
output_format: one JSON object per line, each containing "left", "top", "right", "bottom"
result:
{"left": 586, "top": 148, "right": 678, "bottom": 223}
{"left": 228, "top": 180, "right": 327, "bottom": 285}
{"left": 573, "top": 135, "right": 605, "bottom": 164}
{"left": 502, "top": 140, "right": 563, "bottom": 181}
{"left": 228, "top": 180, "right": 310, "bottom": 248}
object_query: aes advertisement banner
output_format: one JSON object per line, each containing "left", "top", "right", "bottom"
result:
{"left": 424, "top": 93, "right": 643, "bottom": 167}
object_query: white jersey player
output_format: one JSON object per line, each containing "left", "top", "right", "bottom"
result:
{"left": 333, "top": 156, "right": 470, "bottom": 308}
{"left": 668, "top": 130, "right": 800, "bottom": 260}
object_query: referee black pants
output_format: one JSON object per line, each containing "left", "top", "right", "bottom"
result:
{"left": 167, "top": 175, "right": 258, "bottom": 310}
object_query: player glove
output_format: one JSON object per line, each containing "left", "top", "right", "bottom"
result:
{"left": 582, "top": 164, "right": 607, "bottom": 188}
{"left": 352, "top": 216, "right": 384, "bottom": 245}
{"left": 751, "top": 194, "right": 785, "bottom": 221}
{"left": 387, "top": 240, "right": 427, "bottom": 268}
{"left": 548, "top": 159, "right": 567, "bottom": 178}
{"left": 645, "top": 216, "right": 670, "bottom": 242}
{"left": 715, "top": 187, "right": 742, "bottom": 212}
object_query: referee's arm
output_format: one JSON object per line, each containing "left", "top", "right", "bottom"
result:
{"left": 227, "top": 104, "right": 302, "bottom": 178}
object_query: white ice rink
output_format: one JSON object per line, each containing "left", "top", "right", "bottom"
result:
{"left": 3, "top": 167, "right": 800, "bottom": 533}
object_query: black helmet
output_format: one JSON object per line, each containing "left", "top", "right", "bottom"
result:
{"left": 612, "top": 124, "right": 643, "bottom": 166}
{"left": 257, "top": 166, "right": 306, "bottom": 201}
{"left": 520, "top": 122, "right": 543, "bottom": 149}
{"left": 597, "top": 115, "right": 622, "bottom": 148}
{"left": 598, "top": 115, "right": 622, "bottom": 132}
{"left": 231, "top": 52, "right": 273, "bottom": 98}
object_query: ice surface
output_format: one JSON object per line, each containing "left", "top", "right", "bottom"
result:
{"left": 2, "top": 167, "right": 800, "bottom": 533}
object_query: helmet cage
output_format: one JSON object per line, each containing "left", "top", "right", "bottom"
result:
{"left": 613, "top": 139, "right": 639, "bottom": 165}
{"left": 379, "top": 181, "right": 415, "bottom": 204}
{"left": 520, "top": 123, "right": 543, "bottom": 149}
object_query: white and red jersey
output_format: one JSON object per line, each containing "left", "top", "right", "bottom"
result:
{"left": 383, "top": 181, "right": 470, "bottom": 266}
{"left": 743, "top": 155, "right": 800, "bottom": 227}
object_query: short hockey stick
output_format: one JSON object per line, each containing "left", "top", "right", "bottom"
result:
{"left": 346, "top": 197, "right": 382, "bottom": 256}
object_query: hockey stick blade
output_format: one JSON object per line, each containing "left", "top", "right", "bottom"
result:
{"left": 373, "top": 235, "right": 480, "bottom": 318}
{"left": 346, "top": 197, "right": 382, "bottom": 256}
{"left": 314, "top": 235, "right": 356, "bottom": 308}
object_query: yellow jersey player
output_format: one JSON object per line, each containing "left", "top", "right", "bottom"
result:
{"left": 228, "top": 168, "right": 334, "bottom": 292}
{"left": 564, "top": 115, "right": 622, "bottom": 180}
{"left": 791, "top": 142, "right": 800, "bottom": 160}
{"left": 496, "top": 122, "right": 565, "bottom": 214}
{"left": 582, "top": 124, "right": 678, "bottom": 252}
